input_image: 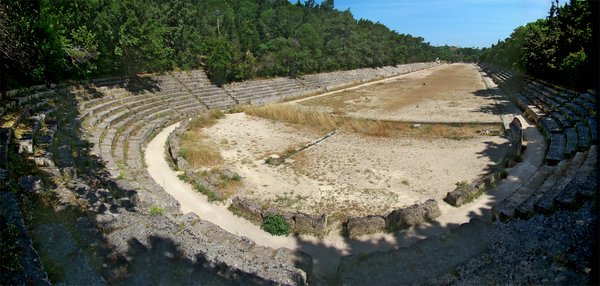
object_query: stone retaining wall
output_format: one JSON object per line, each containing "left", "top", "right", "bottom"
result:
{"left": 346, "top": 199, "right": 441, "bottom": 236}
{"left": 229, "top": 197, "right": 328, "bottom": 237}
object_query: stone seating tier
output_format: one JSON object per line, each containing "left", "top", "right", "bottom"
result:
{"left": 492, "top": 165, "right": 556, "bottom": 220}
{"left": 587, "top": 117, "right": 598, "bottom": 142}
{"left": 546, "top": 133, "right": 566, "bottom": 163}
{"left": 564, "top": 128, "right": 579, "bottom": 156}
{"left": 576, "top": 122, "right": 591, "bottom": 150}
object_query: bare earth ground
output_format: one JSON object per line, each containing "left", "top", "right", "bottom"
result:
{"left": 203, "top": 113, "right": 507, "bottom": 220}
{"left": 295, "top": 63, "right": 502, "bottom": 123}
{"left": 197, "top": 63, "right": 509, "bottom": 221}
{"left": 145, "top": 63, "right": 540, "bottom": 283}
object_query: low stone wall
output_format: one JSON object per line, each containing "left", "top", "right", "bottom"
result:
{"left": 444, "top": 172, "right": 504, "bottom": 207}
{"left": 102, "top": 211, "right": 312, "bottom": 285}
{"left": 346, "top": 199, "right": 442, "bottom": 236}
{"left": 229, "top": 196, "right": 328, "bottom": 237}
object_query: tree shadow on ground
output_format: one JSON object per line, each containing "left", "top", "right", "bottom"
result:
{"left": 471, "top": 88, "right": 517, "bottom": 116}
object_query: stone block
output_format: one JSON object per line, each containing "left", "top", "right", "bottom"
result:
{"left": 386, "top": 199, "right": 440, "bottom": 230}
{"left": 293, "top": 212, "right": 328, "bottom": 236}
{"left": 230, "top": 197, "right": 264, "bottom": 224}
{"left": 347, "top": 215, "right": 386, "bottom": 237}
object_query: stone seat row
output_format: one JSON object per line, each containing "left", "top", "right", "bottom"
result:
{"left": 0, "top": 89, "right": 61, "bottom": 182}
{"left": 481, "top": 63, "right": 598, "bottom": 226}
{"left": 493, "top": 145, "right": 597, "bottom": 221}
{"left": 84, "top": 90, "right": 204, "bottom": 178}
{"left": 496, "top": 75, "right": 597, "bottom": 164}
{"left": 506, "top": 81, "right": 598, "bottom": 164}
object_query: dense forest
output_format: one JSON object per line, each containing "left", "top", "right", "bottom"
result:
{"left": 480, "top": 0, "right": 598, "bottom": 90}
{"left": 1, "top": 0, "right": 480, "bottom": 90}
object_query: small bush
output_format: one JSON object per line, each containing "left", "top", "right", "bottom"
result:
{"left": 177, "top": 148, "right": 188, "bottom": 159}
{"left": 193, "top": 182, "right": 221, "bottom": 202}
{"left": 149, "top": 205, "right": 165, "bottom": 216}
{"left": 177, "top": 173, "right": 188, "bottom": 181}
{"left": 261, "top": 214, "right": 291, "bottom": 236}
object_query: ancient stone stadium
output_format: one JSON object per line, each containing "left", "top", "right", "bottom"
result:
{"left": 1, "top": 60, "right": 598, "bottom": 284}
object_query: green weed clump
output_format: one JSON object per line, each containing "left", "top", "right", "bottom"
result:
{"left": 261, "top": 214, "right": 291, "bottom": 236}
{"left": 149, "top": 205, "right": 165, "bottom": 216}
{"left": 193, "top": 182, "right": 221, "bottom": 202}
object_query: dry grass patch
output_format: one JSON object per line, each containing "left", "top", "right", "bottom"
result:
{"left": 242, "top": 104, "right": 501, "bottom": 140}
{"left": 180, "top": 111, "right": 225, "bottom": 169}
{"left": 242, "top": 104, "right": 393, "bottom": 137}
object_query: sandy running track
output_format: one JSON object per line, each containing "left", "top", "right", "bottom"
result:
{"left": 145, "top": 112, "right": 546, "bottom": 282}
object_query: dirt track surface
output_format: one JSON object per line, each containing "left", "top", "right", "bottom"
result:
{"left": 296, "top": 63, "right": 503, "bottom": 123}
{"left": 203, "top": 113, "right": 508, "bottom": 219}
{"left": 144, "top": 64, "right": 545, "bottom": 283}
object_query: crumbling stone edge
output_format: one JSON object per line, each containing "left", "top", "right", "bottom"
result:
{"left": 443, "top": 117, "right": 522, "bottom": 207}
{"left": 167, "top": 120, "right": 329, "bottom": 237}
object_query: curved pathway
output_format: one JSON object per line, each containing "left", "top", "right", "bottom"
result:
{"left": 144, "top": 79, "right": 546, "bottom": 283}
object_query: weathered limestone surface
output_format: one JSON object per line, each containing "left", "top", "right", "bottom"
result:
{"left": 385, "top": 199, "right": 441, "bottom": 230}
{"left": 347, "top": 215, "right": 386, "bottom": 237}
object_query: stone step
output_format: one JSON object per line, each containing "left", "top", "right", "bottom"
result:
{"left": 553, "top": 145, "right": 598, "bottom": 208}
{"left": 534, "top": 151, "right": 588, "bottom": 214}
{"left": 573, "top": 97, "right": 595, "bottom": 113}
{"left": 558, "top": 107, "right": 580, "bottom": 122}
{"left": 538, "top": 116, "right": 563, "bottom": 134}
{"left": 546, "top": 132, "right": 566, "bottom": 163}
{"left": 492, "top": 164, "right": 556, "bottom": 221}
{"left": 564, "top": 128, "right": 578, "bottom": 156}
{"left": 551, "top": 112, "right": 571, "bottom": 128}
{"left": 576, "top": 122, "right": 591, "bottom": 150}
{"left": 586, "top": 117, "right": 598, "bottom": 142}
{"left": 514, "top": 159, "right": 570, "bottom": 218}
{"left": 565, "top": 102, "right": 589, "bottom": 117}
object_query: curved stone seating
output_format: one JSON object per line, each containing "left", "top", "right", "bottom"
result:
{"left": 172, "top": 70, "right": 235, "bottom": 109}
{"left": 486, "top": 66, "right": 597, "bottom": 164}
{"left": 224, "top": 77, "right": 311, "bottom": 105}
{"left": 482, "top": 62, "right": 597, "bottom": 218}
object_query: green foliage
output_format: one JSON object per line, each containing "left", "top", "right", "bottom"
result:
{"left": 149, "top": 205, "right": 165, "bottom": 216}
{"left": 192, "top": 182, "right": 221, "bottom": 202}
{"left": 480, "top": 0, "right": 597, "bottom": 89}
{"left": 261, "top": 214, "right": 291, "bottom": 236}
{"left": 2, "top": 0, "right": 471, "bottom": 90}
{"left": 177, "top": 148, "right": 188, "bottom": 159}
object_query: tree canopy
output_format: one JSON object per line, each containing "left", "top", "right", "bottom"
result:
{"left": 1, "top": 0, "right": 481, "bottom": 89}
{"left": 480, "top": 0, "right": 598, "bottom": 90}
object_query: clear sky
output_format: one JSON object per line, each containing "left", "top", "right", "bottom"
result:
{"left": 331, "top": 0, "right": 554, "bottom": 48}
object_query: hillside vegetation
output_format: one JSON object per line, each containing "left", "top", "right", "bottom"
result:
{"left": 480, "top": 0, "right": 598, "bottom": 90}
{"left": 0, "top": 0, "right": 477, "bottom": 90}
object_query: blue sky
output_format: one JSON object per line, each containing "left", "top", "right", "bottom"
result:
{"left": 331, "top": 0, "right": 554, "bottom": 48}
